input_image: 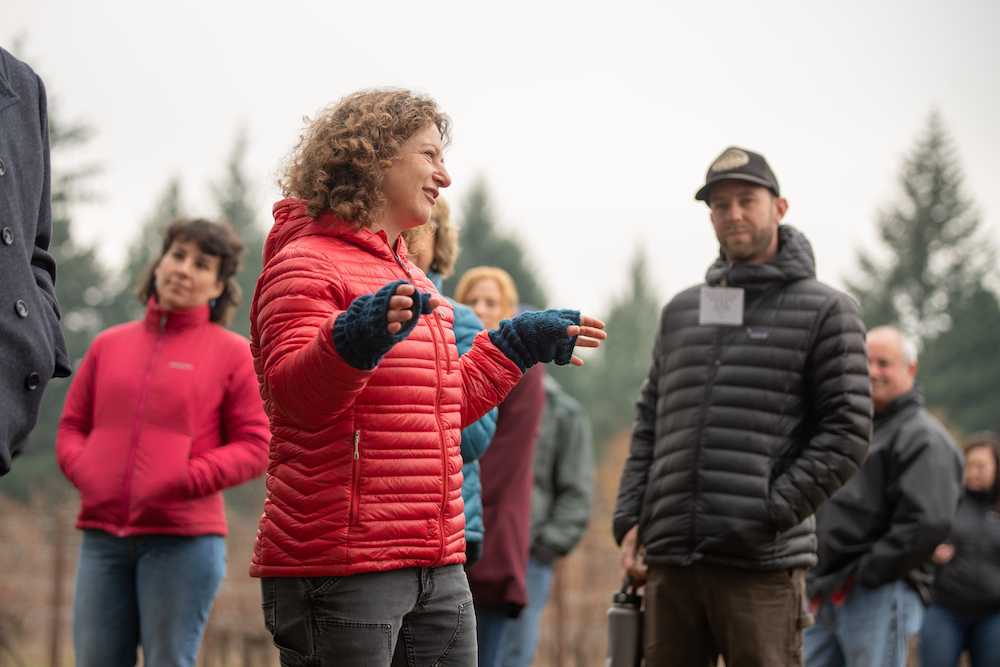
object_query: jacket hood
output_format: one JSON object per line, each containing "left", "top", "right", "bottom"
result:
{"left": 264, "top": 198, "right": 410, "bottom": 268}
{"left": 705, "top": 225, "right": 816, "bottom": 289}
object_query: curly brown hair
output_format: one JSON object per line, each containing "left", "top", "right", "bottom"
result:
{"left": 137, "top": 218, "right": 244, "bottom": 325}
{"left": 280, "top": 89, "right": 451, "bottom": 226}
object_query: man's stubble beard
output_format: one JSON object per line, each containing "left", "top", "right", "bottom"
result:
{"left": 722, "top": 224, "right": 775, "bottom": 263}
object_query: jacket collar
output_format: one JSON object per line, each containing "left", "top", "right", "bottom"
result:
{"left": 0, "top": 48, "right": 20, "bottom": 114}
{"left": 704, "top": 225, "right": 816, "bottom": 291}
{"left": 874, "top": 387, "right": 922, "bottom": 424}
{"left": 143, "top": 297, "right": 211, "bottom": 333}
{"left": 265, "top": 198, "right": 410, "bottom": 267}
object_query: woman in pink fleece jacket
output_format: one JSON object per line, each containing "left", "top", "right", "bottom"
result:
{"left": 57, "top": 218, "right": 269, "bottom": 667}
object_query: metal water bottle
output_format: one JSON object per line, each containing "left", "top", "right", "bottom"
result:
{"left": 605, "top": 579, "right": 643, "bottom": 667}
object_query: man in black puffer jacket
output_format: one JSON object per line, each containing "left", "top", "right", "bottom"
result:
{"left": 613, "top": 146, "right": 872, "bottom": 667}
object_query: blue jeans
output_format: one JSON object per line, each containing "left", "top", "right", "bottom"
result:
{"left": 500, "top": 557, "right": 555, "bottom": 667}
{"left": 919, "top": 604, "right": 1000, "bottom": 667}
{"left": 805, "top": 580, "right": 924, "bottom": 667}
{"left": 476, "top": 604, "right": 515, "bottom": 667}
{"left": 73, "top": 530, "right": 226, "bottom": 667}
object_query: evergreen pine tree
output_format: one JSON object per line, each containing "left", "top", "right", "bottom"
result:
{"left": 847, "top": 111, "right": 992, "bottom": 339}
{"left": 848, "top": 111, "right": 1000, "bottom": 435}
{"left": 442, "top": 179, "right": 548, "bottom": 308}
{"left": 920, "top": 286, "right": 1000, "bottom": 433}
{"left": 211, "top": 129, "right": 265, "bottom": 339}
{"left": 550, "top": 248, "right": 660, "bottom": 453}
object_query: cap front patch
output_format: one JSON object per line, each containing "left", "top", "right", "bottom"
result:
{"left": 710, "top": 148, "right": 750, "bottom": 172}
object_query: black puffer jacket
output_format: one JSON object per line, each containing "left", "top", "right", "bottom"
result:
{"left": 808, "top": 390, "right": 963, "bottom": 602}
{"left": 932, "top": 490, "right": 1000, "bottom": 617}
{"left": 613, "top": 225, "right": 871, "bottom": 571}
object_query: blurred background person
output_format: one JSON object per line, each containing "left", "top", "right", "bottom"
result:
{"left": 250, "top": 89, "right": 605, "bottom": 667}
{"left": 807, "top": 325, "right": 963, "bottom": 667}
{"left": 0, "top": 45, "right": 71, "bottom": 476}
{"left": 55, "top": 218, "right": 270, "bottom": 667}
{"left": 403, "top": 197, "right": 498, "bottom": 567}
{"left": 456, "top": 266, "right": 546, "bottom": 667}
{"left": 920, "top": 433, "right": 1000, "bottom": 667}
{"left": 501, "top": 373, "right": 594, "bottom": 667}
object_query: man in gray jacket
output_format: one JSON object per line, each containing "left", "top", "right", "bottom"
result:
{"left": 0, "top": 45, "right": 71, "bottom": 475}
{"left": 501, "top": 374, "right": 594, "bottom": 667}
{"left": 613, "top": 147, "right": 872, "bottom": 666}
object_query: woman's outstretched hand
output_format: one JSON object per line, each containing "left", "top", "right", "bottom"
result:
{"left": 566, "top": 315, "right": 607, "bottom": 366}
{"left": 386, "top": 283, "right": 444, "bottom": 334}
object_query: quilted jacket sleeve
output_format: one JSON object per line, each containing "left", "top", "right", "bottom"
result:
{"left": 187, "top": 341, "right": 270, "bottom": 497}
{"left": 459, "top": 330, "right": 523, "bottom": 429}
{"left": 254, "top": 251, "right": 376, "bottom": 424}
{"left": 451, "top": 302, "right": 498, "bottom": 463}
{"left": 767, "top": 292, "right": 873, "bottom": 531}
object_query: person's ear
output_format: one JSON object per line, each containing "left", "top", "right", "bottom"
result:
{"left": 774, "top": 196, "right": 789, "bottom": 222}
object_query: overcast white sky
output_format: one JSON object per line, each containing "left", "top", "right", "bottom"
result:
{"left": 6, "top": 0, "right": 999, "bottom": 316}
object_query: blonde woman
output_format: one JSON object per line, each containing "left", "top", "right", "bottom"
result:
{"left": 455, "top": 267, "right": 546, "bottom": 666}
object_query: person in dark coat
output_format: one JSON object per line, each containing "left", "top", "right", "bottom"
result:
{"left": 919, "top": 433, "right": 1000, "bottom": 667}
{"left": 456, "top": 267, "right": 547, "bottom": 667}
{"left": 613, "top": 146, "right": 872, "bottom": 667}
{"left": 0, "top": 45, "right": 71, "bottom": 475}
{"left": 806, "top": 325, "right": 963, "bottom": 667}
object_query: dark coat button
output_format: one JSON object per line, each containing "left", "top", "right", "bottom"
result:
{"left": 14, "top": 299, "right": 28, "bottom": 318}
{"left": 25, "top": 372, "right": 41, "bottom": 391}
{"left": 1, "top": 227, "right": 12, "bottom": 245}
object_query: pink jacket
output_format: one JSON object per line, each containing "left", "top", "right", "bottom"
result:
{"left": 57, "top": 300, "right": 269, "bottom": 536}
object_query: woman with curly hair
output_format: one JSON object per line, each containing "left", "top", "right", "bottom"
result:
{"left": 57, "top": 218, "right": 270, "bottom": 667}
{"left": 250, "top": 88, "right": 606, "bottom": 666}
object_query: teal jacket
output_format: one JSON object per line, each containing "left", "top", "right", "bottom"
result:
{"left": 431, "top": 273, "right": 497, "bottom": 545}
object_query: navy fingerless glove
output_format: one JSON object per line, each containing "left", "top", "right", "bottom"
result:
{"left": 332, "top": 280, "right": 434, "bottom": 370}
{"left": 488, "top": 309, "right": 581, "bottom": 372}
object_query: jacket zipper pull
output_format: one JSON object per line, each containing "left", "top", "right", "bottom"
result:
{"left": 353, "top": 431, "right": 360, "bottom": 460}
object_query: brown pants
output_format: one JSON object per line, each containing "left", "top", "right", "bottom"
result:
{"left": 644, "top": 563, "right": 809, "bottom": 667}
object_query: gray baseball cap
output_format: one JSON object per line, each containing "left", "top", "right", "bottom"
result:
{"left": 695, "top": 146, "right": 780, "bottom": 202}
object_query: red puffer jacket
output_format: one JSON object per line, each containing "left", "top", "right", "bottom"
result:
{"left": 56, "top": 301, "right": 270, "bottom": 536}
{"left": 249, "top": 199, "right": 522, "bottom": 577}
